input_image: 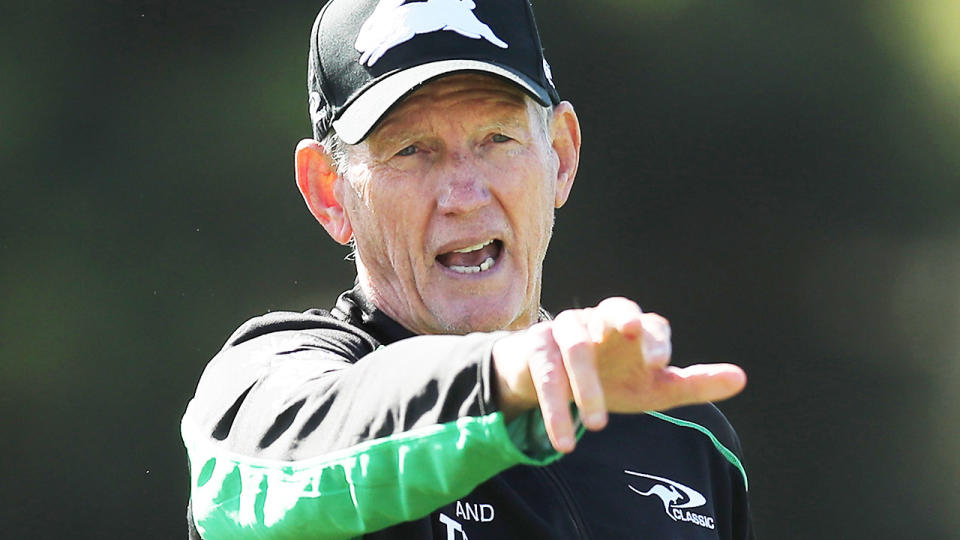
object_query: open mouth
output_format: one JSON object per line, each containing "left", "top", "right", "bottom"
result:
{"left": 436, "top": 239, "right": 503, "bottom": 274}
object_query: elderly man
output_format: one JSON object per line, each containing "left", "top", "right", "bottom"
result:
{"left": 182, "top": 1, "right": 754, "bottom": 538}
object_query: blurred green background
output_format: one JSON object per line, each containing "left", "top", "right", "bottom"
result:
{"left": 2, "top": 1, "right": 958, "bottom": 537}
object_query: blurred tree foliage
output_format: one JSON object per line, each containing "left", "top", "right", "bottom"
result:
{"left": 1, "top": 1, "right": 957, "bottom": 538}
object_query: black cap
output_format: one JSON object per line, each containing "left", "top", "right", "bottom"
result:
{"left": 308, "top": 0, "right": 560, "bottom": 144}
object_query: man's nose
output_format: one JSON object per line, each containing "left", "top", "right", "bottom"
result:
{"left": 436, "top": 154, "right": 492, "bottom": 215}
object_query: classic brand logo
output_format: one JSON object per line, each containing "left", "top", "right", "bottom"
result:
{"left": 355, "top": 0, "right": 509, "bottom": 67}
{"left": 624, "top": 470, "right": 716, "bottom": 530}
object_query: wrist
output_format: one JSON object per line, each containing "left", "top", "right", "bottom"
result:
{"left": 492, "top": 333, "right": 537, "bottom": 422}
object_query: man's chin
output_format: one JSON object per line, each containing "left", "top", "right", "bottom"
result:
{"left": 428, "top": 299, "right": 527, "bottom": 335}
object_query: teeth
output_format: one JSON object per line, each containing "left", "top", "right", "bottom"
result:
{"left": 449, "top": 257, "right": 496, "bottom": 274}
{"left": 452, "top": 239, "right": 493, "bottom": 253}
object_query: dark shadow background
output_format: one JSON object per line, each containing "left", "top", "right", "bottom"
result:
{"left": 2, "top": 1, "right": 958, "bottom": 538}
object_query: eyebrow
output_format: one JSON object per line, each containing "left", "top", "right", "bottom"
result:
{"left": 371, "top": 100, "right": 531, "bottom": 149}
{"left": 376, "top": 83, "right": 529, "bottom": 127}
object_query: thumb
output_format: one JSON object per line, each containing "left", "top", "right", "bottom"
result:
{"left": 646, "top": 363, "right": 747, "bottom": 411}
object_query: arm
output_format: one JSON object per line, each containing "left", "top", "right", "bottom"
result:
{"left": 182, "top": 313, "right": 561, "bottom": 540}
{"left": 184, "top": 299, "right": 747, "bottom": 539}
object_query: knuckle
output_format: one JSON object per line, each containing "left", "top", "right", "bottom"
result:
{"left": 552, "top": 311, "right": 593, "bottom": 349}
{"left": 642, "top": 340, "right": 672, "bottom": 362}
{"left": 553, "top": 309, "right": 582, "bottom": 327}
{"left": 563, "top": 340, "right": 594, "bottom": 359}
{"left": 534, "top": 365, "right": 561, "bottom": 387}
{"left": 530, "top": 354, "right": 567, "bottom": 389}
{"left": 528, "top": 320, "right": 553, "bottom": 337}
{"left": 598, "top": 296, "right": 637, "bottom": 311}
{"left": 643, "top": 314, "right": 671, "bottom": 339}
{"left": 646, "top": 312, "right": 670, "bottom": 328}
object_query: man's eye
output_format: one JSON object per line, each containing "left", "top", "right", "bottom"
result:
{"left": 396, "top": 145, "right": 418, "bottom": 157}
{"left": 491, "top": 133, "right": 512, "bottom": 143}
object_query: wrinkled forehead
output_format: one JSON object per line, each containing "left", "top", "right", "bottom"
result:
{"left": 371, "top": 72, "right": 534, "bottom": 134}
{"left": 404, "top": 72, "right": 530, "bottom": 102}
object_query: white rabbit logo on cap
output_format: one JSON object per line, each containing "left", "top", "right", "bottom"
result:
{"left": 356, "top": 0, "right": 509, "bottom": 67}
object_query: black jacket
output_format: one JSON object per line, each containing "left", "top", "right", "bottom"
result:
{"left": 182, "top": 287, "right": 754, "bottom": 539}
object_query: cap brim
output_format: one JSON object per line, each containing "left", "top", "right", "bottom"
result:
{"left": 331, "top": 59, "right": 552, "bottom": 144}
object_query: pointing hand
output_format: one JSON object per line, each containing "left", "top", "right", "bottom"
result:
{"left": 492, "top": 297, "right": 746, "bottom": 453}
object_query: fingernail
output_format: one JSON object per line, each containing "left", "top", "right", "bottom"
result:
{"left": 586, "top": 413, "right": 606, "bottom": 429}
{"left": 557, "top": 436, "right": 574, "bottom": 452}
{"left": 642, "top": 341, "right": 671, "bottom": 361}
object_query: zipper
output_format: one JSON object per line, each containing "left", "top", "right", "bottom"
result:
{"left": 539, "top": 464, "right": 591, "bottom": 539}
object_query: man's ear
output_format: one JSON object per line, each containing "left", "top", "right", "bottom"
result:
{"left": 549, "top": 101, "right": 581, "bottom": 209}
{"left": 295, "top": 139, "right": 353, "bottom": 245}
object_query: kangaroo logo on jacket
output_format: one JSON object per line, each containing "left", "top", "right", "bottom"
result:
{"left": 356, "top": 0, "right": 509, "bottom": 67}
{"left": 625, "top": 470, "right": 716, "bottom": 530}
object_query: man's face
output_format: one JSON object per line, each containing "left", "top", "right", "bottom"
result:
{"left": 336, "top": 74, "right": 573, "bottom": 335}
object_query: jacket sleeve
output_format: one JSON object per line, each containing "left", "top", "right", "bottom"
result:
{"left": 181, "top": 311, "right": 566, "bottom": 540}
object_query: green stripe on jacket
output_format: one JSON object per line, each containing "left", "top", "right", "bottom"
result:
{"left": 183, "top": 411, "right": 564, "bottom": 540}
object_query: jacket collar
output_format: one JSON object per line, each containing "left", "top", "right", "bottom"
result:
{"left": 332, "top": 284, "right": 415, "bottom": 346}
{"left": 331, "top": 282, "right": 553, "bottom": 345}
